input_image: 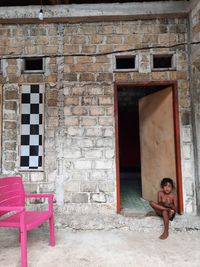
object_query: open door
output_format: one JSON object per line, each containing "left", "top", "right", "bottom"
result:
{"left": 139, "top": 87, "right": 176, "bottom": 202}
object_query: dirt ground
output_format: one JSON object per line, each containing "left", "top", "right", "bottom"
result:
{"left": 0, "top": 228, "right": 200, "bottom": 267}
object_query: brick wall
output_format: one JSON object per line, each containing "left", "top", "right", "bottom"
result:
{"left": 0, "top": 16, "right": 196, "bottom": 224}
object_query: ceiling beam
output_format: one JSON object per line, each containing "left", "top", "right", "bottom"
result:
{"left": 0, "top": 1, "right": 189, "bottom": 24}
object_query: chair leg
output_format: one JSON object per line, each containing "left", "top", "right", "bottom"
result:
{"left": 20, "top": 229, "right": 27, "bottom": 267}
{"left": 19, "top": 229, "right": 21, "bottom": 243}
{"left": 49, "top": 215, "right": 55, "bottom": 246}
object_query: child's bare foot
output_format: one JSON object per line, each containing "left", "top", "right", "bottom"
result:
{"left": 159, "top": 232, "right": 168, "bottom": 240}
{"left": 145, "top": 211, "right": 156, "bottom": 216}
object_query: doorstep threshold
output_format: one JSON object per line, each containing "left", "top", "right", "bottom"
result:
{"left": 120, "top": 208, "right": 147, "bottom": 217}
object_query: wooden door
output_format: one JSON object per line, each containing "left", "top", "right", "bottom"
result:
{"left": 139, "top": 87, "right": 176, "bottom": 201}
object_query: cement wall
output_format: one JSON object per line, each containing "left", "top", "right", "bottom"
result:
{"left": 189, "top": 0, "right": 200, "bottom": 215}
{"left": 0, "top": 8, "right": 197, "bottom": 227}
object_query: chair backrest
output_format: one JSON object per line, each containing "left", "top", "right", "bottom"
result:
{"left": 0, "top": 176, "right": 25, "bottom": 216}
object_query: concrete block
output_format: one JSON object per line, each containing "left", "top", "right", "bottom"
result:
{"left": 89, "top": 170, "right": 107, "bottom": 180}
{"left": 98, "top": 96, "right": 113, "bottom": 105}
{"left": 71, "top": 193, "right": 89, "bottom": 203}
{"left": 105, "top": 149, "right": 114, "bottom": 159}
{"left": 74, "top": 138, "right": 93, "bottom": 148}
{"left": 68, "top": 127, "right": 84, "bottom": 136}
{"left": 82, "top": 96, "right": 98, "bottom": 106}
{"left": 183, "top": 127, "right": 192, "bottom": 142}
{"left": 64, "top": 180, "right": 80, "bottom": 192}
{"left": 64, "top": 117, "right": 79, "bottom": 126}
{"left": 91, "top": 192, "right": 106, "bottom": 203}
{"left": 99, "top": 117, "right": 113, "bottom": 126}
{"left": 104, "top": 128, "right": 114, "bottom": 137}
{"left": 30, "top": 172, "right": 45, "bottom": 182}
{"left": 64, "top": 97, "right": 79, "bottom": 105}
{"left": 80, "top": 182, "right": 97, "bottom": 192}
{"left": 184, "top": 178, "right": 194, "bottom": 197}
{"left": 84, "top": 149, "right": 102, "bottom": 159}
{"left": 72, "top": 171, "right": 88, "bottom": 181}
{"left": 90, "top": 106, "right": 105, "bottom": 116}
{"left": 182, "top": 144, "right": 191, "bottom": 159}
{"left": 139, "top": 53, "right": 151, "bottom": 73}
{"left": 96, "top": 138, "right": 113, "bottom": 147}
{"left": 85, "top": 128, "right": 103, "bottom": 137}
{"left": 71, "top": 106, "right": 88, "bottom": 116}
{"left": 183, "top": 160, "right": 193, "bottom": 177}
{"left": 65, "top": 149, "right": 81, "bottom": 159}
{"left": 95, "top": 160, "right": 113, "bottom": 170}
{"left": 99, "top": 181, "right": 115, "bottom": 192}
{"left": 80, "top": 117, "right": 97, "bottom": 126}
{"left": 74, "top": 160, "right": 92, "bottom": 170}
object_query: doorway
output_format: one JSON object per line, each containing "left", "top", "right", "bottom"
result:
{"left": 115, "top": 82, "right": 183, "bottom": 214}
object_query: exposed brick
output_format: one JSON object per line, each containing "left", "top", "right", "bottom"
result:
{"left": 64, "top": 97, "right": 79, "bottom": 105}
{"left": 63, "top": 73, "right": 78, "bottom": 81}
{"left": 97, "top": 73, "right": 113, "bottom": 82}
{"left": 64, "top": 117, "right": 79, "bottom": 126}
{"left": 98, "top": 96, "right": 113, "bottom": 105}
{"left": 5, "top": 91, "right": 18, "bottom": 100}
{"left": 79, "top": 73, "right": 95, "bottom": 82}
{"left": 4, "top": 121, "right": 17, "bottom": 130}
{"left": 89, "top": 106, "right": 105, "bottom": 116}
{"left": 77, "top": 56, "right": 93, "bottom": 64}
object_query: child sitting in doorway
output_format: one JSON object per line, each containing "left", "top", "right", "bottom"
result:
{"left": 148, "top": 177, "right": 177, "bottom": 240}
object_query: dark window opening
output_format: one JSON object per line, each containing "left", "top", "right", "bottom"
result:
{"left": 24, "top": 58, "right": 43, "bottom": 72}
{"left": 153, "top": 54, "right": 173, "bottom": 69}
{"left": 116, "top": 56, "right": 135, "bottom": 69}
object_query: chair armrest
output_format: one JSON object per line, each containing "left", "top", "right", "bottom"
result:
{"left": 25, "top": 194, "right": 54, "bottom": 212}
{"left": 25, "top": 193, "right": 54, "bottom": 199}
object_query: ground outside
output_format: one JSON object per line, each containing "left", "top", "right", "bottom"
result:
{"left": 0, "top": 215, "right": 200, "bottom": 267}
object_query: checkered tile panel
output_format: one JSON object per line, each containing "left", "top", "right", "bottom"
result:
{"left": 20, "top": 84, "right": 44, "bottom": 170}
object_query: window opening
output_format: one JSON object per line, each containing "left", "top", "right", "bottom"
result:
{"left": 116, "top": 56, "right": 136, "bottom": 69}
{"left": 20, "top": 84, "right": 44, "bottom": 170}
{"left": 153, "top": 54, "right": 173, "bottom": 69}
{"left": 24, "top": 58, "right": 44, "bottom": 72}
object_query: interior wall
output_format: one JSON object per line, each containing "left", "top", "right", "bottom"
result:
{"left": 118, "top": 107, "right": 140, "bottom": 173}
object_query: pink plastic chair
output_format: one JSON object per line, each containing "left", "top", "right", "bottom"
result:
{"left": 0, "top": 176, "right": 55, "bottom": 267}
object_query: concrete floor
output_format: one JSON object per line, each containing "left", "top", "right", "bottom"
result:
{"left": 120, "top": 175, "right": 150, "bottom": 212}
{"left": 1, "top": 227, "right": 200, "bottom": 267}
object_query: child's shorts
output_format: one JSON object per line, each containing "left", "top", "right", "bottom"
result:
{"left": 169, "top": 212, "right": 176, "bottom": 221}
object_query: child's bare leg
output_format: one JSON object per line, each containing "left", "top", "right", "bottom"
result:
{"left": 149, "top": 200, "right": 167, "bottom": 212}
{"left": 159, "top": 209, "right": 169, "bottom": 240}
{"left": 149, "top": 201, "right": 170, "bottom": 240}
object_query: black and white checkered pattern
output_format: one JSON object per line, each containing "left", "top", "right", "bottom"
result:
{"left": 20, "top": 84, "right": 44, "bottom": 170}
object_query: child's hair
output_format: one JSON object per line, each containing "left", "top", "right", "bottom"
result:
{"left": 160, "top": 177, "right": 175, "bottom": 189}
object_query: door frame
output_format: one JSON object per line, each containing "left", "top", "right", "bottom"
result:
{"left": 114, "top": 81, "right": 184, "bottom": 214}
